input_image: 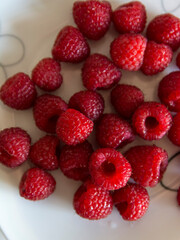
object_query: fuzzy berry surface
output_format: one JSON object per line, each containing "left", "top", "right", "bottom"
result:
{"left": 52, "top": 26, "right": 90, "bottom": 63}
{"left": 33, "top": 94, "right": 68, "bottom": 133}
{"left": 146, "top": 13, "right": 180, "bottom": 51}
{"left": 0, "top": 72, "right": 37, "bottom": 110}
{"left": 73, "top": 0, "right": 112, "bottom": 40}
{"left": 31, "top": 58, "right": 63, "bottom": 92}
{"left": 73, "top": 179, "right": 113, "bottom": 220}
{"left": 176, "top": 53, "right": 180, "bottom": 69}
{"left": 125, "top": 145, "right": 168, "bottom": 187}
{"left": 132, "top": 102, "right": 172, "bottom": 140}
{"left": 141, "top": 41, "right": 173, "bottom": 75}
{"left": 168, "top": 113, "right": 180, "bottom": 146}
{"left": 56, "top": 109, "right": 93, "bottom": 146}
{"left": 110, "top": 33, "right": 147, "bottom": 71}
{"left": 96, "top": 113, "right": 135, "bottom": 149}
{"left": 89, "top": 148, "right": 132, "bottom": 190}
{"left": 158, "top": 71, "right": 180, "bottom": 112}
{"left": 59, "top": 140, "right": 93, "bottom": 181}
{"left": 111, "top": 84, "right": 144, "bottom": 119}
{"left": 69, "top": 90, "right": 104, "bottom": 121}
{"left": 113, "top": 183, "right": 150, "bottom": 221}
{"left": 29, "top": 135, "right": 60, "bottom": 171}
{"left": 177, "top": 187, "right": 180, "bottom": 206}
{"left": 112, "top": 1, "right": 146, "bottom": 34}
{"left": 82, "top": 53, "right": 121, "bottom": 91}
{"left": 19, "top": 167, "right": 56, "bottom": 201}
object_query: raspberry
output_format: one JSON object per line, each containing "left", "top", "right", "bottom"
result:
{"left": 96, "top": 113, "right": 135, "bottom": 149}
{"left": 168, "top": 113, "right": 180, "bottom": 146}
{"left": 31, "top": 58, "right": 63, "bottom": 92}
{"left": 125, "top": 145, "right": 168, "bottom": 187}
{"left": 110, "top": 33, "right": 147, "bottom": 71}
{"left": 59, "top": 141, "right": 93, "bottom": 181}
{"left": 158, "top": 71, "right": 180, "bottom": 112}
{"left": 82, "top": 53, "right": 121, "bottom": 91}
{"left": 19, "top": 167, "right": 56, "bottom": 201}
{"left": 89, "top": 148, "right": 131, "bottom": 190}
{"left": 113, "top": 183, "right": 150, "bottom": 221}
{"left": 73, "top": 0, "right": 112, "bottom": 40}
{"left": 0, "top": 127, "right": 31, "bottom": 168}
{"left": 111, "top": 84, "right": 144, "bottom": 119}
{"left": 29, "top": 135, "right": 60, "bottom": 171}
{"left": 33, "top": 94, "right": 68, "bottom": 133}
{"left": 146, "top": 13, "right": 180, "bottom": 51}
{"left": 176, "top": 52, "right": 180, "bottom": 69}
{"left": 52, "top": 26, "right": 90, "bottom": 63}
{"left": 0, "top": 72, "right": 37, "bottom": 110}
{"left": 56, "top": 109, "right": 94, "bottom": 145}
{"left": 177, "top": 187, "right": 180, "bottom": 206}
{"left": 112, "top": 1, "right": 146, "bottom": 34}
{"left": 141, "top": 41, "right": 173, "bottom": 75}
{"left": 132, "top": 102, "right": 172, "bottom": 140}
{"left": 68, "top": 90, "right": 104, "bottom": 121}
{"left": 73, "top": 179, "right": 113, "bottom": 220}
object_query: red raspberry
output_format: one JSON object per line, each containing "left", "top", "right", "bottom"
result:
{"left": 110, "top": 33, "right": 147, "bottom": 71}
{"left": 132, "top": 102, "right": 172, "bottom": 140}
{"left": 59, "top": 141, "right": 93, "bottom": 181}
{"left": 168, "top": 113, "right": 180, "bottom": 146}
{"left": 82, "top": 53, "right": 121, "bottom": 91}
{"left": 146, "top": 13, "right": 180, "bottom": 51}
{"left": 113, "top": 183, "right": 150, "bottom": 221}
{"left": 96, "top": 113, "right": 135, "bottom": 149}
{"left": 177, "top": 187, "right": 180, "bottom": 206}
{"left": 89, "top": 148, "right": 131, "bottom": 190}
{"left": 19, "top": 167, "right": 56, "bottom": 201}
{"left": 29, "top": 135, "right": 60, "bottom": 171}
{"left": 0, "top": 127, "right": 31, "bottom": 168}
{"left": 73, "top": 179, "right": 113, "bottom": 220}
{"left": 125, "top": 145, "right": 168, "bottom": 187}
{"left": 73, "top": 0, "right": 112, "bottom": 40}
{"left": 52, "top": 26, "right": 90, "bottom": 63}
{"left": 176, "top": 52, "right": 180, "bottom": 69}
{"left": 68, "top": 90, "right": 104, "bottom": 121}
{"left": 158, "top": 71, "right": 180, "bottom": 112}
{"left": 112, "top": 1, "right": 146, "bottom": 34}
{"left": 56, "top": 109, "right": 94, "bottom": 145}
{"left": 111, "top": 84, "right": 144, "bottom": 119}
{"left": 141, "top": 41, "right": 173, "bottom": 75}
{"left": 31, "top": 58, "right": 63, "bottom": 92}
{"left": 33, "top": 94, "right": 68, "bottom": 133}
{"left": 0, "top": 72, "right": 37, "bottom": 110}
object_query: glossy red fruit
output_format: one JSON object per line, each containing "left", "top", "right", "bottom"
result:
{"left": 176, "top": 52, "right": 180, "bottom": 69}
{"left": 168, "top": 113, "right": 180, "bottom": 146}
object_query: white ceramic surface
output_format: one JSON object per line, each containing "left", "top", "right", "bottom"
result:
{"left": 0, "top": 0, "right": 180, "bottom": 240}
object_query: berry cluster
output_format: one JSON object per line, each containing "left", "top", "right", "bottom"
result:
{"left": 0, "top": 0, "right": 180, "bottom": 222}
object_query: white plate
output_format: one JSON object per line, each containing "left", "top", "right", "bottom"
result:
{"left": 0, "top": 0, "right": 180, "bottom": 240}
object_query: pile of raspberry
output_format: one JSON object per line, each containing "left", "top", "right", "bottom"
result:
{"left": 0, "top": 0, "right": 180, "bottom": 221}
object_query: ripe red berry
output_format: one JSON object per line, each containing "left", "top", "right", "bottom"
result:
{"left": 69, "top": 90, "right": 104, "bottom": 121}
{"left": 89, "top": 148, "right": 132, "bottom": 190}
{"left": 146, "top": 13, "right": 180, "bottom": 51}
{"left": 111, "top": 84, "right": 144, "bottom": 119}
{"left": 168, "top": 113, "right": 180, "bottom": 146}
{"left": 141, "top": 41, "right": 173, "bottom": 75}
{"left": 73, "top": 179, "right": 113, "bottom": 220}
{"left": 132, "top": 102, "right": 172, "bottom": 140}
{"left": 29, "top": 135, "right": 60, "bottom": 171}
{"left": 125, "top": 145, "right": 168, "bottom": 187}
{"left": 113, "top": 183, "right": 150, "bottom": 221}
{"left": 112, "top": 1, "right": 146, "bottom": 34}
{"left": 176, "top": 52, "right": 180, "bottom": 69}
{"left": 31, "top": 58, "right": 63, "bottom": 92}
{"left": 56, "top": 109, "right": 94, "bottom": 145}
{"left": 82, "top": 53, "right": 121, "bottom": 91}
{"left": 0, "top": 127, "right": 31, "bottom": 168}
{"left": 177, "top": 187, "right": 180, "bottom": 206}
{"left": 96, "top": 113, "right": 135, "bottom": 149}
{"left": 110, "top": 33, "right": 147, "bottom": 71}
{"left": 19, "top": 167, "right": 56, "bottom": 201}
{"left": 158, "top": 71, "right": 180, "bottom": 112}
{"left": 59, "top": 141, "right": 93, "bottom": 181}
{"left": 33, "top": 94, "right": 68, "bottom": 133}
{"left": 0, "top": 72, "right": 37, "bottom": 110}
{"left": 52, "top": 26, "right": 90, "bottom": 63}
{"left": 73, "top": 0, "right": 112, "bottom": 40}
